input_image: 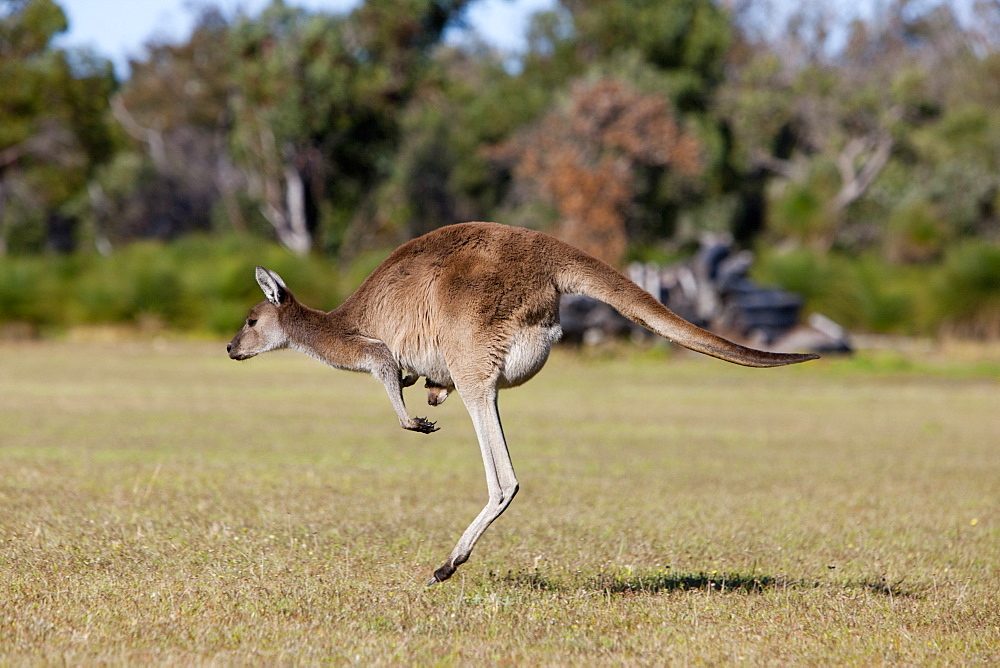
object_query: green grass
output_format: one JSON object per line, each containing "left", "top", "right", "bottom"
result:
{"left": 1, "top": 342, "right": 998, "bottom": 663}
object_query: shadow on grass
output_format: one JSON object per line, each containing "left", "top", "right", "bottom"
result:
{"left": 489, "top": 568, "right": 786, "bottom": 594}
{"left": 592, "top": 570, "right": 790, "bottom": 595}
{"left": 859, "top": 574, "right": 925, "bottom": 598}
{"left": 489, "top": 568, "right": 925, "bottom": 598}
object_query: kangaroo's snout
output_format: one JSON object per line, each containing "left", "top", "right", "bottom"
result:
{"left": 227, "top": 339, "right": 247, "bottom": 360}
{"left": 227, "top": 333, "right": 260, "bottom": 361}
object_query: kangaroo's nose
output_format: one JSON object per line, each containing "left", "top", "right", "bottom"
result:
{"left": 226, "top": 343, "right": 232, "bottom": 353}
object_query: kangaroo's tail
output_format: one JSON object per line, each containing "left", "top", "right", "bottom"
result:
{"left": 553, "top": 246, "right": 819, "bottom": 368}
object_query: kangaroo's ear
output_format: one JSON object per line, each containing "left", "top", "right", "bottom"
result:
{"left": 255, "top": 266, "right": 288, "bottom": 306}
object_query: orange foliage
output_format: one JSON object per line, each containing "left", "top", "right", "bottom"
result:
{"left": 492, "top": 78, "right": 703, "bottom": 265}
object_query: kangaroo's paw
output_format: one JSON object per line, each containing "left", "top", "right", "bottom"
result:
{"left": 401, "top": 372, "right": 419, "bottom": 388}
{"left": 405, "top": 417, "right": 439, "bottom": 434}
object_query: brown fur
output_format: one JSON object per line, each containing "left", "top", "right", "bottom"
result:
{"left": 227, "top": 222, "right": 818, "bottom": 583}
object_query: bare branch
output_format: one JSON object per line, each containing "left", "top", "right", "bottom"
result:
{"left": 111, "top": 94, "right": 168, "bottom": 169}
{"left": 830, "top": 132, "right": 893, "bottom": 213}
{"left": 0, "top": 124, "right": 76, "bottom": 170}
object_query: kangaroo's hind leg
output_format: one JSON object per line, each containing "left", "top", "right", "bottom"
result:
{"left": 429, "top": 380, "right": 517, "bottom": 583}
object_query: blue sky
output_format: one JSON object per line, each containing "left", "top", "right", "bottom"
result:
{"left": 56, "top": 0, "right": 557, "bottom": 76}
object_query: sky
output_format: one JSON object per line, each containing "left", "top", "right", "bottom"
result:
{"left": 55, "top": 0, "right": 557, "bottom": 77}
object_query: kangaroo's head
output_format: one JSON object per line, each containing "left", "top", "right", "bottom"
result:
{"left": 227, "top": 266, "right": 293, "bottom": 360}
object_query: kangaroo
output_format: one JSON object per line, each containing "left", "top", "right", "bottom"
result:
{"left": 227, "top": 221, "right": 818, "bottom": 583}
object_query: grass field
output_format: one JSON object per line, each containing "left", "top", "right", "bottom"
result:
{"left": 1, "top": 339, "right": 998, "bottom": 663}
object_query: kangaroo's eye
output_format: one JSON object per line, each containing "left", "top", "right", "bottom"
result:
{"left": 247, "top": 318, "right": 258, "bottom": 327}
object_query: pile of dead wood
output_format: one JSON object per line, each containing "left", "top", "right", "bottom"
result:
{"left": 560, "top": 236, "right": 852, "bottom": 355}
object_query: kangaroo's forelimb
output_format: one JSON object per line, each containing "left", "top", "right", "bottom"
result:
{"left": 373, "top": 358, "right": 439, "bottom": 434}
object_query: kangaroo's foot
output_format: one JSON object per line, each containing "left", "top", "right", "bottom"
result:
{"left": 405, "top": 416, "right": 439, "bottom": 434}
{"left": 427, "top": 556, "right": 465, "bottom": 585}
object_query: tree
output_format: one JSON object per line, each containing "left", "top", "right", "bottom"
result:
{"left": 490, "top": 76, "right": 703, "bottom": 266}
{"left": 227, "top": 0, "right": 472, "bottom": 255}
{"left": 719, "top": 0, "right": 997, "bottom": 258}
{"left": 0, "top": 0, "right": 117, "bottom": 253}
{"left": 457, "top": 0, "right": 737, "bottom": 261}
{"left": 110, "top": 6, "right": 237, "bottom": 245}
{"left": 560, "top": 0, "right": 732, "bottom": 111}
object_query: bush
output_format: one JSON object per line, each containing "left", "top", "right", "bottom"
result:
{"left": 931, "top": 241, "right": 1000, "bottom": 338}
{"left": 0, "top": 236, "right": 353, "bottom": 337}
{"left": 751, "top": 246, "right": 861, "bottom": 328}
{"left": 885, "top": 197, "right": 949, "bottom": 264}
{"left": 68, "top": 243, "right": 188, "bottom": 328}
{"left": 753, "top": 247, "right": 922, "bottom": 335}
{"left": 0, "top": 256, "right": 71, "bottom": 330}
{"left": 2, "top": 236, "right": 999, "bottom": 340}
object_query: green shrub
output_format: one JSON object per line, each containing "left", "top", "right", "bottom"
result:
{"left": 751, "top": 246, "right": 861, "bottom": 327}
{"left": 930, "top": 241, "right": 1000, "bottom": 338}
{"left": 753, "top": 247, "right": 922, "bottom": 334}
{"left": 850, "top": 257, "right": 919, "bottom": 335}
{"left": 885, "top": 197, "right": 949, "bottom": 263}
{"left": 0, "top": 236, "right": 341, "bottom": 335}
{"left": 72, "top": 263, "right": 137, "bottom": 324}
{"left": 766, "top": 161, "right": 840, "bottom": 247}
{"left": 2, "top": 235, "right": 999, "bottom": 340}
{"left": 0, "top": 257, "right": 70, "bottom": 329}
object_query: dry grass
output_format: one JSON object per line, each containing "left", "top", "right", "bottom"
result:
{"left": 1, "top": 341, "right": 998, "bottom": 663}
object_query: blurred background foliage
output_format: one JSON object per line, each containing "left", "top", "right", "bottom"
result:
{"left": 1, "top": 0, "right": 999, "bottom": 338}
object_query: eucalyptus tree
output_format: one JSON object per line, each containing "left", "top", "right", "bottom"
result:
{"left": 0, "top": 0, "right": 116, "bottom": 253}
